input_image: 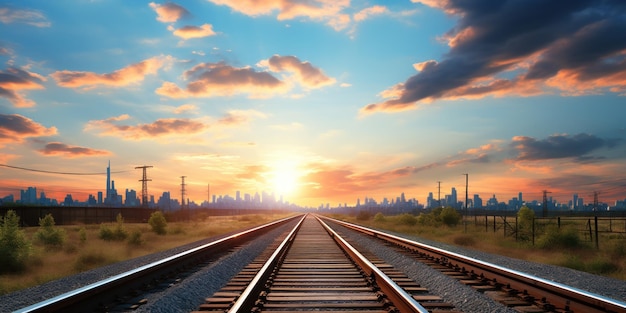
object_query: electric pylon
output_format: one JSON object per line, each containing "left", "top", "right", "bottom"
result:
{"left": 135, "top": 165, "right": 153, "bottom": 207}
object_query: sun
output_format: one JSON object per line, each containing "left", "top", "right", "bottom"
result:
{"left": 271, "top": 168, "right": 298, "bottom": 196}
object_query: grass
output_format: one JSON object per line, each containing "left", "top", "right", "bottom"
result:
{"left": 329, "top": 213, "right": 626, "bottom": 281}
{"left": 0, "top": 213, "right": 291, "bottom": 295}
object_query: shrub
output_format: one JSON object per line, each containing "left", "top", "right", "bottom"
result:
{"left": 127, "top": 230, "right": 143, "bottom": 246}
{"left": 78, "top": 227, "right": 87, "bottom": 244}
{"left": 537, "top": 226, "right": 583, "bottom": 249}
{"left": 356, "top": 211, "right": 371, "bottom": 221}
{"left": 373, "top": 212, "right": 386, "bottom": 222}
{"left": 99, "top": 213, "right": 127, "bottom": 241}
{"left": 148, "top": 211, "right": 167, "bottom": 235}
{"left": 34, "top": 214, "right": 66, "bottom": 248}
{"left": 440, "top": 207, "right": 461, "bottom": 226}
{"left": 397, "top": 213, "right": 417, "bottom": 226}
{"left": 0, "top": 210, "right": 31, "bottom": 272}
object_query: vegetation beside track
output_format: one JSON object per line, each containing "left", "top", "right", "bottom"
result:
{"left": 326, "top": 210, "right": 626, "bottom": 281}
{"left": 0, "top": 211, "right": 292, "bottom": 295}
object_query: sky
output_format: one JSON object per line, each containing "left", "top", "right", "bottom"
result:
{"left": 1, "top": 0, "right": 626, "bottom": 208}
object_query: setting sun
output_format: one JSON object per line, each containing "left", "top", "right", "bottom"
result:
{"left": 269, "top": 162, "right": 300, "bottom": 199}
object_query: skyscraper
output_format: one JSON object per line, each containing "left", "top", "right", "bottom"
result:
{"left": 106, "top": 160, "right": 111, "bottom": 203}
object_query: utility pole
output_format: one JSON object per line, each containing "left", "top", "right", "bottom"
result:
{"left": 593, "top": 191, "right": 599, "bottom": 211}
{"left": 437, "top": 181, "right": 441, "bottom": 208}
{"left": 180, "top": 176, "right": 187, "bottom": 210}
{"left": 135, "top": 165, "right": 153, "bottom": 207}
{"left": 463, "top": 173, "right": 468, "bottom": 232}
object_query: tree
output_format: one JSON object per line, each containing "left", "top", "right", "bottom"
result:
{"left": 0, "top": 210, "right": 31, "bottom": 272}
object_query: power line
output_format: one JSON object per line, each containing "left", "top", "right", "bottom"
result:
{"left": 0, "top": 163, "right": 130, "bottom": 175}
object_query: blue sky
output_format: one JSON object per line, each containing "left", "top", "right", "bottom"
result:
{"left": 1, "top": 0, "right": 625, "bottom": 207}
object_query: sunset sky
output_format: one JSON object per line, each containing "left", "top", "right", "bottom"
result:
{"left": 1, "top": 0, "right": 626, "bottom": 208}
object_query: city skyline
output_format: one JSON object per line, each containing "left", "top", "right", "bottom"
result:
{"left": 1, "top": 1, "right": 626, "bottom": 207}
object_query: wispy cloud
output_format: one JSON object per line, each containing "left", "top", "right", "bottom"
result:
{"left": 38, "top": 142, "right": 111, "bottom": 158}
{"left": 51, "top": 56, "right": 169, "bottom": 89}
{"left": 149, "top": 2, "right": 189, "bottom": 23}
{"left": 85, "top": 114, "right": 208, "bottom": 140}
{"left": 0, "top": 114, "right": 57, "bottom": 147}
{"left": 0, "top": 6, "right": 50, "bottom": 27}
{"left": 208, "top": 0, "right": 351, "bottom": 30}
{"left": 363, "top": 1, "right": 626, "bottom": 114}
{"left": 0, "top": 67, "right": 46, "bottom": 107}
{"left": 217, "top": 109, "right": 268, "bottom": 126}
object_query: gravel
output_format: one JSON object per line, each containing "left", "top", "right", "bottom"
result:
{"left": 3, "top": 216, "right": 625, "bottom": 312}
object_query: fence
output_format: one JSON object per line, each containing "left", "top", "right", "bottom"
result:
{"left": 467, "top": 213, "right": 626, "bottom": 249}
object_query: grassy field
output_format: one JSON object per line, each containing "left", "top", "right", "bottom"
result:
{"left": 326, "top": 212, "right": 626, "bottom": 281}
{"left": 0, "top": 213, "right": 292, "bottom": 295}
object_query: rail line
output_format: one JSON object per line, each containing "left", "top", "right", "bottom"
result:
{"left": 196, "top": 214, "right": 457, "bottom": 312}
{"left": 13, "top": 216, "right": 299, "bottom": 313}
{"left": 322, "top": 215, "right": 626, "bottom": 313}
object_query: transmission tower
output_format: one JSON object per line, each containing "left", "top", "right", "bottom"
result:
{"left": 135, "top": 165, "right": 153, "bottom": 207}
{"left": 181, "top": 176, "right": 187, "bottom": 209}
{"left": 542, "top": 190, "right": 551, "bottom": 217}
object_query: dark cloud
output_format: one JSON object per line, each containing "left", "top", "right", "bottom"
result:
{"left": 511, "top": 133, "right": 618, "bottom": 161}
{"left": 364, "top": 0, "right": 626, "bottom": 113}
{"left": 0, "top": 67, "right": 45, "bottom": 107}
{"left": 0, "top": 113, "right": 56, "bottom": 143}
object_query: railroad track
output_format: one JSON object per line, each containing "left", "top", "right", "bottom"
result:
{"left": 322, "top": 215, "right": 626, "bottom": 313}
{"left": 196, "top": 214, "right": 450, "bottom": 312}
{"left": 12, "top": 213, "right": 626, "bottom": 312}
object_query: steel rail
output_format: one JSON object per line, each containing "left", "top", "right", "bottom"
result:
{"left": 227, "top": 214, "right": 307, "bottom": 312}
{"left": 15, "top": 215, "right": 301, "bottom": 313}
{"left": 315, "top": 215, "right": 430, "bottom": 313}
{"left": 321, "top": 215, "right": 626, "bottom": 313}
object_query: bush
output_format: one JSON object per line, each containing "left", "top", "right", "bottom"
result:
{"left": 127, "top": 230, "right": 143, "bottom": 246}
{"left": 99, "top": 213, "right": 127, "bottom": 241}
{"left": 148, "top": 211, "right": 167, "bottom": 235}
{"left": 440, "top": 207, "right": 461, "bottom": 226}
{"left": 537, "top": 226, "right": 584, "bottom": 249}
{"left": 0, "top": 210, "right": 31, "bottom": 272}
{"left": 417, "top": 212, "right": 438, "bottom": 226}
{"left": 34, "top": 214, "right": 66, "bottom": 248}
{"left": 78, "top": 227, "right": 87, "bottom": 244}
{"left": 397, "top": 213, "right": 417, "bottom": 226}
{"left": 356, "top": 211, "right": 371, "bottom": 221}
{"left": 373, "top": 212, "right": 386, "bottom": 222}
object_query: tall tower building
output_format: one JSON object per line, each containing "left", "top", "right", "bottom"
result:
{"left": 106, "top": 161, "right": 111, "bottom": 203}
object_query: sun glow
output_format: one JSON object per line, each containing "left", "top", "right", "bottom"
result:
{"left": 269, "top": 161, "right": 300, "bottom": 198}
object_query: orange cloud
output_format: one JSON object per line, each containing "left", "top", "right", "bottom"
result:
{"left": 149, "top": 2, "right": 189, "bottom": 23}
{"left": 260, "top": 55, "right": 335, "bottom": 89}
{"left": 0, "top": 67, "right": 46, "bottom": 107}
{"left": 0, "top": 114, "right": 57, "bottom": 147}
{"left": 208, "top": 0, "right": 350, "bottom": 30}
{"left": 217, "top": 109, "right": 267, "bottom": 126}
{"left": 51, "top": 56, "right": 167, "bottom": 88}
{"left": 171, "top": 24, "right": 216, "bottom": 39}
{"left": 85, "top": 115, "right": 207, "bottom": 140}
{"left": 156, "top": 62, "right": 287, "bottom": 99}
{"left": 38, "top": 142, "right": 111, "bottom": 158}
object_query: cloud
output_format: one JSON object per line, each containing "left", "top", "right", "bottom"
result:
{"left": 208, "top": 0, "right": 351, "bottom": 30}
{"left": 85, "top": 115, "right": 207, "bottom": 140}
{"left": 149, "top": 2, "right": 189, "bottom": 23}
{"left": 156, "top": 62, "right": 287, "bottom": 99}
{"left": 170, "top": 24, "right": 216, "bottom": 39}
{"left": 260, "top": 55, "right": 335, "bottom": 89}
{"left": 0, "top": 114, "right": 57, "bottom": 146}
{"left": 364, "top": 1, "right": 626, "bottom": 113}
{"left": 0, "top": 67, "right": 46, "bottom": 107}
{"left": 39, "top": 142, "right": 110, "bottom": 158}
{"left": 51, "top": 56, "right": 168, "bottom": 89}
{"left": 217, "top": 109, "right": 267, "bottom": 126}
{"left": 0, "top": 6, "right": 50, "bottom": 27}
{"left": 353, "top": 5, "right": 388, "bottom": 22}
{"left": 173, "top": 104, "right": 198, "bottom": 114}
{"left": 511, "top": 133, "right": 619, "bottom": 162}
